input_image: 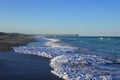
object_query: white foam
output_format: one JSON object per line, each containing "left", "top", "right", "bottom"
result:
{"left": 12, "top": 36, "right": 120, "bottom": 80}
{"left": 47, "top": 38, "right": 60, "bottom": 43}
{"left": 45, "top": 38, "right": 63, "bottom": 47}
{"left": 50, "top": 54, "right": 120, "bottom": 80}
{"left": 45, "top": 38, "right": 74, "bottom": 49}
{"left": 13, "top": 46, "right": 77, "bottom": 58}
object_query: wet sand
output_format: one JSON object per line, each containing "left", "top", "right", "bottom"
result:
{"left": 0, "top": 50, "right": 63, "bottom": 80}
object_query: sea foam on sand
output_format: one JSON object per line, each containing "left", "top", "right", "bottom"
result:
{"left": 13, "top": 46, "right": 77, "bottom": 58}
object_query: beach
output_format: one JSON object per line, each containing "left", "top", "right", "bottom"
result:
{"left": 0, "top": 33, "right": 120, "bottom": 80}
{"left": 0, "top": 50, "right": 62, "bottom": 80}
{"left": 0, "top": 0, "right": 120, "bottom": 80}
{"left": 0, "top": 32, "right": 63, "bottom": 80}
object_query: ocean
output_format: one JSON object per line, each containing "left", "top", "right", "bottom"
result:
{"left": 13, "top": 35, "right": 120, "bottom": 80}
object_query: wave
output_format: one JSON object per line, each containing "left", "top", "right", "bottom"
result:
{"left": 12, "top": 36, "right": 120, "bottom": 80}
{"left": 45, "top": 38, "right": 61, "bottom": 47}
{"left": 50, "top": 54, "right": 120, "bottom": 80}
{"left": 46, "top": 38, "right": 60, "bottom": 43}
{"left": 13, "top": 46, "right": 77, "bottom": 58}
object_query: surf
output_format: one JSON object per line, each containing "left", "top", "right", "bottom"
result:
{"left": 13, "top": 36, "right": 120, "bottom": 80}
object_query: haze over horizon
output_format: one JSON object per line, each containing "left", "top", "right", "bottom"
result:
{"left": 0, "top": 0, "right": 120, "bottom": 36}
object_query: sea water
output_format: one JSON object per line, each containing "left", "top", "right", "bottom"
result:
{"left": 13, "top": 35, "right": 120, "bottom": 80}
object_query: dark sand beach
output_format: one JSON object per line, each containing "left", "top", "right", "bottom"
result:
{"left": 0, "top": 50, "right": 62, "bottom": 80}
{"left": 0, "top": 32, "right": 62, "bottom": 80}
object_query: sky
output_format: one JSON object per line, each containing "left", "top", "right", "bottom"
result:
{"left": 0, "top": 0, "right": 120, "bottom": 36}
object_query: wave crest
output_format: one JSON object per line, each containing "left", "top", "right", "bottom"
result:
{"left": 50, "top": 54, "right": 120, "bottom": 80}
{"left": 13, "top": 46, "right": 77, "bottom": 58}
{"left": 12, "top": 36, "right": 120, "bottom": 80}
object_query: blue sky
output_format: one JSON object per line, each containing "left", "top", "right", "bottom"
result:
{"left": 0, "top": 0, "right": 120, "bottom": 36}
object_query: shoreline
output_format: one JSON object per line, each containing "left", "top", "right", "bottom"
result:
{"left": 0, "top": 33, "right": 63, "bottom": 80}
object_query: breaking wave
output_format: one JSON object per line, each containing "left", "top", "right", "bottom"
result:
{"left": 50, "top": 54, "right": 120, "bottom": 80}
{"left": 13, "top": 36, "right": 120, "bottom": 80}
{"left": 13, "top": 46, "right": 77, "bottom": 58}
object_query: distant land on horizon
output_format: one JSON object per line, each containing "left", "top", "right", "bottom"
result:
{"left": 0, "top": 32, "right": 120, "bottom": 37}
{"left": 33, "top": 34, "right": 79, "bottom": 37}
